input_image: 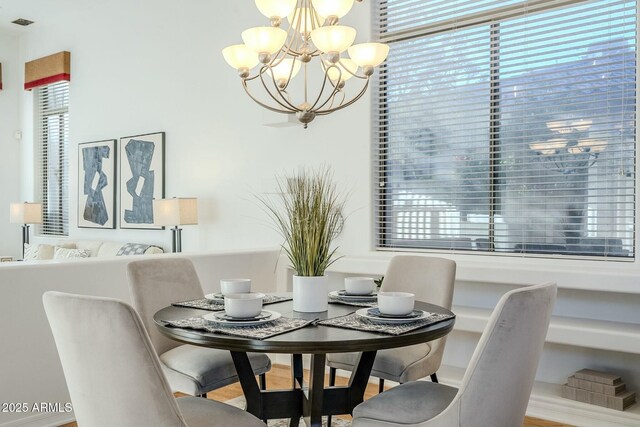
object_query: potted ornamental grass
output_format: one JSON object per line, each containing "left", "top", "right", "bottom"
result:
{"left": 259, "top": 167, "right": 346, "bottom": 312}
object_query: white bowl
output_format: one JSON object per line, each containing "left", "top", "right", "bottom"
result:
{"left": 345, "top": 277, "right": 376, "bottom": 295}
{"left": 377, "top": 292, "right": 415, "bottom": 316}
{"left": 220, "top": 278, "right": 251, "bottom": 295}
{"left": 224, "top": 293, "right": 265, "bottom": 318}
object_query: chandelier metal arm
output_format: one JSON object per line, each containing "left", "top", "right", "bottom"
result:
{"left": 309, "top": 71, "right": 339, "bottom": 111}
{"left": 241, "top": 79, "right": 296, "bottom": 114}
{"left": 262, "top": 66, "right": 300, "bottom": 111}
{"left": 316, "top": 79, "right": 370, "bottom": 115}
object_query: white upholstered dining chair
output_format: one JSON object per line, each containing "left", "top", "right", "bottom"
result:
{"left": 352, "top": 282, "right": 557, "bottom": 427}
{"left": 126, "top": 258, "right": 271, "bottom": 397}
{"left": 43, "top": 291, "right": 265, "bottom": 427}
{"left": 328, "top": 255, "right": 456, "bottom": 390}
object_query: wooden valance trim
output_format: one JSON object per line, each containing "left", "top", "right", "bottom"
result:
{"left": 24, "top": 51, "right": 70, "bottom": 91}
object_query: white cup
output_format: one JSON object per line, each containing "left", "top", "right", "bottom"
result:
{"left": 220, "top": 278, "right": 251, "bottom": 295}
{"left": 224, "top": 293, "right": 265, "bottom": 318}
{"left": 345, "top": 277, "right": 376, "bottom": 295}
{"left": 377, "top": 292, "right": 415, "bottom": 316}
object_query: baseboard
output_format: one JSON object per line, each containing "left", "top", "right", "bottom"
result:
{"left": 0, "top": 411, "right": 75, "bottom": 427}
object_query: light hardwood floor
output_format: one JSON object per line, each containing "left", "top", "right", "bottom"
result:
{"left": 60, "top": 363, "right": 572, "bottom": 427}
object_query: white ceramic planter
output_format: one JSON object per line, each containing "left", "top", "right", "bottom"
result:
{"left": 292, "top": 275, "right": 329, "bottom": 312}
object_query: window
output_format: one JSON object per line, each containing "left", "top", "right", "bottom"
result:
{"left": 374, "top": 0, "right": 636, "bottom": 258}
{"left": 35, "top": 81, "right": 69, "bottom": 236}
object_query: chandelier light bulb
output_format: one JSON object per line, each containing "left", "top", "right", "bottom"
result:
{"left": 242, "top": 26, "right": 288, "bottom": 55}
{"left": 255, "top": 0, "right": 297, "bottom": 19}
{"left": 312, "top": 0, "right": 355, "bottom": 19}
{"left": 325, "top": 58, "right": 358, "bottom": 82}
{"left": 348, "top": 42, "right": 390, "bottom": 67}
{"left": 271, "top": 58, "right": 302, "bottom": 85}
{"left": 310, "top": 25, "right": 356, "bottom": 54}
{"left": 222, "top": 44, "right": 260, "bottom": 71}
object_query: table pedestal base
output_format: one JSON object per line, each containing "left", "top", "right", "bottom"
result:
{"left": 230, "top": 351, "right": 377, "bottom": 427}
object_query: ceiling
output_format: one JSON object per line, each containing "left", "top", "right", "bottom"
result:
{"left": 0, "top": 0, "right": 115, "bottom": 36}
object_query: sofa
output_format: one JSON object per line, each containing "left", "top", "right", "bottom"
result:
{"left": 23, "top": 241, "right": 164, "bottom": 260}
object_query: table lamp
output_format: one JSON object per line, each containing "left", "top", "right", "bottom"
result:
{"left": 10, "top": 202, "right": 43, "bottom": 258}
{"left": 153, "top": 198, "right": 198, "bottom": 253}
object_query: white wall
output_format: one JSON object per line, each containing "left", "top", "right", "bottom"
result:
{"left": 0, "top": 34, "right": 22, "bottom": 259}
{"left": 16, "top": 0, "right": 373, "bottom": 255}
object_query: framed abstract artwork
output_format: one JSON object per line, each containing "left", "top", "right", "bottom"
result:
{"left": 119, "top": 132, "right": 165, "bottom": 229}
{"left": 78, "top": 139, "right": 117, "bottom": 229}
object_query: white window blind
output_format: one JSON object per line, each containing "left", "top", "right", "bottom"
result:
{"left": 374, "top": 0, "right": 636, "bottom": 258}
{"left": 35, "top": 81, "right": 69, "bottom": 236}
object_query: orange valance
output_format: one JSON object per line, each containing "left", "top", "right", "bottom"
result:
{"left": 24, "top": 51, "right": 70, "bottom": 91}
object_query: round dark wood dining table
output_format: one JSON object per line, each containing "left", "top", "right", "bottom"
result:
{"left": 154, "top": 294, "right": 455, "bottom": 427}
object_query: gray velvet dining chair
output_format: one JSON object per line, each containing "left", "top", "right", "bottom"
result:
{"left": 328, "top": 255, "right": 456, "bottom": 390}
{"left": 126, "top": 258, "right": 271, "bottom": 397}
{"left": 43, "top": 291, "right": 265, "bottom": 427}
{"left": 352, "top": 282, "right": 557, "bottom": 427}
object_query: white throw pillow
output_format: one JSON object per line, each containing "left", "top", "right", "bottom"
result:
{"left": 23, "top": 243, "right": 55, "bottom": 260}
{"left": 53, "top": 247, "right": 89, "bottom": 259}
{"left": 75, "top": 241, "right": 103, "bottom": 257}
{"left": 57, "top": 242, "right": 77, "bottom": 249}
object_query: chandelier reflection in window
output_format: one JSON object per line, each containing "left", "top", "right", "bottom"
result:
{"left": 529, "top": 119, "right": 607, "bottom": 174}
{"left": 221, "top": 0, "right": 389, "bottom": 128}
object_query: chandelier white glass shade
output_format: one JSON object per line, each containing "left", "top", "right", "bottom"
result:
{"left": 529, "top": 119, "right": 607, "bottom": 174}
{"left": 222, "top": 0, "right": 389, "bottom": 127}
{"left": 255, "top": 0, "right": 297, "bottom": 20}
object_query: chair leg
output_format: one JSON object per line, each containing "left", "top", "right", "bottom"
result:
{"left": 199, "top": 393, "right": 207, "bottom": 398}
{"left": 430, "top": 372, "right": 438, "bottom": 383}
{"left": 329, "top": 367, "right": 337, "bottom": 386}
{"left": 259, "top": 373, "right": 267, "bottom": 390}
{"left": 378, "top": 378, "right": 385, "bottom": 394}
{"left": 327, "top": 367, "right": 337, "bottom": 427}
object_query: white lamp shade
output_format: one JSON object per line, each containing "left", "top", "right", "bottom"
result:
{"left": 311, "top": 25, "right": 356, "bottom": 53}
{"left": 10, "top": 202, "right": 42, "bottom": 224}
{"left": 271, "top": 58, "right": 302, "bottom": 82}
{"left": 222, "top": 44, "right": 260, "bottom": 70}
{"left": 529, "top": 139, "right": 568, "bottom": 155}
{"left": 153, "top": 198, "right": 198, "bottom": 226}
{"left": 255, "top": 0, "right": 297, "bottom": 19}
{"left": 312, "top": 0, "right": 354, "bottom": 18}
{"left": 348, "top": 42, "right": 389, "bottom": 67}
{"left": 576, "top": 139, "right": 608, "bottom": 153}
{"left": 326, "top": 58, "right": 358, "bottom": 82}
{"left": 242, "top": 27, "right": 288, "bottom": 55}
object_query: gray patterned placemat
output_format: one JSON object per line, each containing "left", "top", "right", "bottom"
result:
{"left": 318, "top": 312, "right": 455, "bottom": 336}
{"left": 172, "top": 294, "right": 293, "bottom": 312}
{"left": 328, "top": 296, "right": 378, "bottom": 308}
{"left": 163, "top": 316, "right": 315, "bottom": 340}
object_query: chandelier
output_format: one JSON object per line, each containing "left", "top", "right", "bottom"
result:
{"left": 529, "top": 119, "right": 607, "bottom": 174}
{"left": 222, "top": 0, "right": 389, "bottom": 128}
